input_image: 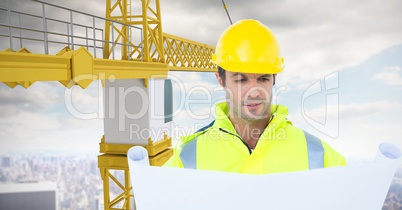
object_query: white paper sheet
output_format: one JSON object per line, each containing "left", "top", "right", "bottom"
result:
{"left": 127, "top": 143, "right": 401, "bottom": 210}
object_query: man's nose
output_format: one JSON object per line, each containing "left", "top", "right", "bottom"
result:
{"left": 247, "top": 80, "right": 261, "bottom": 98}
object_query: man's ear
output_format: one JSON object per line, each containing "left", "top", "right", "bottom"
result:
{"left": 273, "top": 74, "right": 276, "bottom": 86}
{"left": 215, "top": 72, "right": 224, "bottom": 87}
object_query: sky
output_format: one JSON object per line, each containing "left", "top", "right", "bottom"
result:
{"left": 0, "top": 0, "right": 402, "bottom": 164}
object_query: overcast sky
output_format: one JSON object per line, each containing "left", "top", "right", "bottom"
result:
{"left": 3, "top": 0, "right": 401, "bottom": 82}
{"left": 0, "top": 0, "right": 402, "bottom": 163}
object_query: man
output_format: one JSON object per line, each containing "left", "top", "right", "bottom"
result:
{"left": 164, "top": 19, "right": 346, "bottom": 174}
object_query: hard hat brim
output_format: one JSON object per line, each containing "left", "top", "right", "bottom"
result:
{"left": 212, "top": 59, "right": 285, "bottom": 74}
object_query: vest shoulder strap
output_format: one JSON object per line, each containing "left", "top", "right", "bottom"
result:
{"left": 303, "top": 130, "right": 325, "bottom": 169}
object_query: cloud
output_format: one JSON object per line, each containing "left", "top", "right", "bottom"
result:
{"left": 169, "top": 72, "right": 220, "bottom": 93}
{"left": 301, "top": 100, "right": 402, "bottom": 121}
{"left": 0, "top": 105, "right": 19, "bottom": 118}
{"left": 0, "top": 111, "right": 62, "bottom": 143}
{"left": 334, "top": 119, "right": 402, "bottom": 159}
{"left": 373, "top": 66, "right": 402, "bottom": 86}
{"left": 0, "top": 109, "right": 103, "bottom": 153}
{"left": 169, "top": 71, "right": 225, "bottom": 112}
{"left": 3, "top": 0, "right": 401, "bottom": 85}
{"left": 339, "top": 101, "right": 401, "bottom": 118}
{"left": 174, "top": 106, "right": 213, "bottom": 122}
{"left": 288, "top": 100, "right": 402, "bottom": 158}
{"left": 161, "top": 0, "right": 402, "bottom": 88}
{"left": 64, "top": 81, "right": 103, "bottom": 118}
{"left": 0, "top": 83, "right": 61, "bottom": 117}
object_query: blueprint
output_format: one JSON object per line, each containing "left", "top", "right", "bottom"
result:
{"left": 127, "top": 143, "right": 401, "bottom": 210}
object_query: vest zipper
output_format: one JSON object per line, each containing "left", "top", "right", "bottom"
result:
{"left": 218, "top": 128, "right": 252, "bottom": 155}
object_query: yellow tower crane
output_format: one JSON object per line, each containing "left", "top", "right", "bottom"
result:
{"left": 0, "top": 0, "right": 216, "bottom": 209}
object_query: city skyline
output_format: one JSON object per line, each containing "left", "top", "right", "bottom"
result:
{"left": 1, "top": 152, "right": 401, "bottom": 210}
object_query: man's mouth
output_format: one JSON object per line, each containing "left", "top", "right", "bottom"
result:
{"left": 244, "top": 102, "right": 262, "bottom": 109}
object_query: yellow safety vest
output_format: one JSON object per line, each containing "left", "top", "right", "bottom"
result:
{"left": 164, "top": 102, "right": 346, "bottom": 174}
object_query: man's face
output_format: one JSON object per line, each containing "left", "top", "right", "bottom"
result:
{"left": 216, "top": 71, "right": 274, "bottom": 121}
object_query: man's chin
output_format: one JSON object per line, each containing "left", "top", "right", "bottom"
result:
{"left": 241, "top": 111, "right": 270, "bottom": 121}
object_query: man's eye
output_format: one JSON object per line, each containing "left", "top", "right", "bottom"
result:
{"left": 259, "top": 78, "right": 270, "bottom": 82}
{"left": 235, "top": 79, "right": 246, "bottom": 83}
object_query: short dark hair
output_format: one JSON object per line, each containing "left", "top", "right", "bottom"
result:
{"left": 217, "top": 66, "right": 227, "bottom": 87}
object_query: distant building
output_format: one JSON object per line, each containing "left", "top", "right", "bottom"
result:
{"left": 2, "top": 156, "right": 10, "bottom": 168}
{"left": 0, "top": 182, "right": 57, "bottom": 210}
{"left": 90, "top": 161, "right": 98, "bottom": 175}
{"left": 96, "top": 196, "right": 104, "bottom": 210}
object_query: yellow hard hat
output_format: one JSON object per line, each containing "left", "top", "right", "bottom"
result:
{"left": 211, "top": 19, "right": 285, "bottom": 74}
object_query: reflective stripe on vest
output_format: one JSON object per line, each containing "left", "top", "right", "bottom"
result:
{"left": 179, "top": 131, "right": 325, "bottom": 170}
{"left": 303, "top": 131, "right": 325, "bottom": 169}
{"left": 179, "top": 139, "right": 197, "bottom": 169}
